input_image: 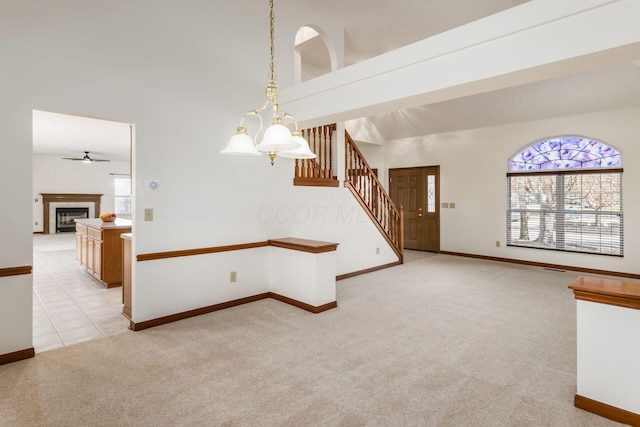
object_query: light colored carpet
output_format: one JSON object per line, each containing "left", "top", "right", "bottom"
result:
{"left": 0, "top": 251, "right": 623, "bottom": 426}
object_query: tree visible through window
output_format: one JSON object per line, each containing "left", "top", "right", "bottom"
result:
{"left": 114, "top": 177, "right": 132, "bottom": 215}
{"left": 507, "top": 137, "right": 623, "bottom": 256}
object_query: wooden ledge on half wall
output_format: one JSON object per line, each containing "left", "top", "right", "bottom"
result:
{"left": 268, "top": 237, "right": 338, "bottom": 254}
{"left": 569, "top": 276, "right": 640, "bottom": 310}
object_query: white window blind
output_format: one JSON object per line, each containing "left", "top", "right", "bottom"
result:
{"left": 507, "top": 170, "right": 623, "bottom": 256}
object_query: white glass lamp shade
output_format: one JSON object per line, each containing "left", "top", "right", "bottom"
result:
{"left": 221, "top": 127, "right": 261, "bottom": 156}
{"left": 278, "top": 132, "right": 317, "bottom": 159}
{"left": 256, "top": 122, "right": 300, "bottom": 153}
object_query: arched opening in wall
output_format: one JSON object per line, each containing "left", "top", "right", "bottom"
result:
{"left": 32, "top": 109, "right": 133, "bottom": 353}
{"left": 294, "top": 25, "right": 332, "bottom": 83}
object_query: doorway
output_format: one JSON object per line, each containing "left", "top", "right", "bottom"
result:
{"left": 32, "top": 110, "right": 133, "bottom": 352}
{"left": 389, "top": 166, "right": 440, "bottom": 252}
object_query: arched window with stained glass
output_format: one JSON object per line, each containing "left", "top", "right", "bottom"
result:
{"left": 509, "top": 136, "right": 621, "bottom": 171}
{"left": 507, "top": 136, "right": 623, "bottom": 256}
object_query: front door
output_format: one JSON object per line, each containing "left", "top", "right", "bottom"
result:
{"left": 389, "top": 166, "right": 440, "bottom": 252}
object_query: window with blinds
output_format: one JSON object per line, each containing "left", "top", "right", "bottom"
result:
{"left": 114, "top": 177, "right": 132, "bottom": 215}
{"left": 506, "top": 137, "right": 623, "bottom": 257}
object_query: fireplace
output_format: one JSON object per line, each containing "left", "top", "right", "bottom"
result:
{"left": 41, "top": 194, "right": 102, "bottom": 234}
{"left": 56, "top": 207, "right": 89, "bottom": 233}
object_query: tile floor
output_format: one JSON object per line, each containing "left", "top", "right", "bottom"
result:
{"left": 32, "top": 233, "right": 130, "bottom": 353}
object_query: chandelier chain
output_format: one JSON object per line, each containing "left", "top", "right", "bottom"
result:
{"left": 269, "top": 0, "right": 275, "bottom": 82}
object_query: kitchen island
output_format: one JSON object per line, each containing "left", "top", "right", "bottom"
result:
{"left": 75, "top": 218, "right": 132, "bottom": 288}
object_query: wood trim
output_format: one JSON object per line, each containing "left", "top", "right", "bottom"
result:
{"left": 130, "top": 292, "right": 336, "bottom": 331}
{"left": 507, "top": 168, "right": 623, "bottom": 177}
{"left": 122, "top": 305, "right": 132, "bottom": 321}
{"left": 0, "top": 266, "right": 32, "bottom": 278}
{"left": 575, "top": 395, "right": 640, "bottom": 426}
{"left": 268, "top": 292, "right": 337, "bottom": 313}
{"left": 268, "top": 238, "right": 338, "bottom": 254}
{"left": 137, "top": 238, "right": 341, "bottom": 261}
{"left": 130, "top": 293, "right": 270, "bottom": 331}
{"left": 572, "top": 290, "right": 640, "bottom": 310}
{"left": 137, "top": 241, "right": 270, "bottom": 261}
{"left": 0, "top": 348, "right": 35, "bottom": 366}
{"left": 336, "top": 261, "right": 402, "bottom": 281}
{"left": 569, "top": 276, "right": 640, "bottom": 310}
{"left": 344, "top": 180, "right": 404, "bottom": 262}
{"left": 293, "top": 177, "right": 340, "bottom": 187}
{"left": 41, "top": 193, "right": 102, "bottom": 234}
{"left": 439, "top": 251, "right": 640, "bottom": 280}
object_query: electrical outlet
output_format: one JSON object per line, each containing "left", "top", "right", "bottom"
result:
{"left": 376, "top": 247, "right": 380, "bottom": 254}
{"left": 144, "top": 208, "right": 153, "bottom": 221}
{"left": 34, "top": 221, "right": 38, "bottom": 226}
{"left": 230, "top": 271, "right": 237, "bottom": 282}
{"left": 496, "top": 241, "right": 501, "bottom": 247}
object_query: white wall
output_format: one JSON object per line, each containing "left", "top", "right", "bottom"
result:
{"left": 33, "top": 155, "right": 131, "bottom": 232}
{"left": 0, "top": 0, "right": 386, "bottom": 350}
{"left": 576, "top": 300, "right": 640, "bottom": 414}
{"left": 385, "top": 107, "right": 640, "bottom": 275}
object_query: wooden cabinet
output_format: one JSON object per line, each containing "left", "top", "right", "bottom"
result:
{"left": 93, "top": 240, "right": 102, "bottom": 280}
{"left": 75, "top": 219, "right": 132, "bottom": 288}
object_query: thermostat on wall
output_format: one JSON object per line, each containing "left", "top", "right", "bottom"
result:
{"left": 144, "top": 180, "right": 159, "bottom": 190}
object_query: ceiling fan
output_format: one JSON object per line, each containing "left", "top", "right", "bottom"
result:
{"left": 62, "top": 151, "right": 110, "bottom": 163}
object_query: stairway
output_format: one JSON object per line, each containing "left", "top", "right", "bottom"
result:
{"left": 294, "top": 124, "right": 404, "bottom": 263}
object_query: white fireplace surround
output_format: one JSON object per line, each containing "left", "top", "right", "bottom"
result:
{"left": 49, "top": 202, "right": 95, "bottom": 234}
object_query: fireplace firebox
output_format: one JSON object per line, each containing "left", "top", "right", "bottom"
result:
{"left": 56, "top": 207, "right": 89, "bottom": 233}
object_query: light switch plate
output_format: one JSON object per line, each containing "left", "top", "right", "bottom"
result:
{"left": 144, "top": 208, "right": 153, "bottom": 221}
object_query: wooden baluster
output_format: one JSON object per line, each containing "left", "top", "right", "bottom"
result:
{"left": 301, "top": 129, "right": 307, "bottom": 178}
{"left": 345, "top": 138, "right": 349, "bottom": 183}
{"left": 313, "top": 127, "right": 318, "bottom": 178}
{"left": 319, "top": 126, "right": 324, "bottom": 178}
{"left": 323, "top": 125, "right": 327, "bottom": 177}
{"left": 322, "top": 126, "right": 326, "bottom": 178}
{"left": 367, "top": 170, "right": 371, "bottom": 211}
{"left": 332, "top": 125, "right": 336, "bottom": 178}
{"left": 313, "top": 127, "right": 319, "bottom": 178}
{"left": 322, "top": 125, "right": 331, "bottom": 178}
{"left": 324, "top": 125, "right": 329, "bottom": 178}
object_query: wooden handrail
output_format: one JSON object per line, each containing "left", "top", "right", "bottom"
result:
{"left": 344, "top": 131, "right": 404, "bottom": 262}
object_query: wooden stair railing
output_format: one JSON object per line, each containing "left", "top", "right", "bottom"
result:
{"left": 345, "top": 131, "right": 404, "bottom": 263}
{"left": 294, "top": 124, "right": 339, "bottom": 187}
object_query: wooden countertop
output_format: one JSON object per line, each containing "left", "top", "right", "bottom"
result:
{"left": 569, "top": 276, "right": 640, "bottom": 310}
{"left": 75, "top": 218, "right": 132, "bottom": 230}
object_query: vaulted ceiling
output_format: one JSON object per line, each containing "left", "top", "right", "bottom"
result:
{"left": 32, "top": 1, "right": 640, "bottom": 157}
{"left": 294, "top": 0, "right": 640, "bottom": 141}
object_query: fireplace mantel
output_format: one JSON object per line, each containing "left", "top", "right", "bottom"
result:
{"left": 41, "top": 194, "right": 102, "bottom": 234}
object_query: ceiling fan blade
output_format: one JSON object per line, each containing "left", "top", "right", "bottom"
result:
{"left": 62, "top": 151, "right": 110, "bottom": 162}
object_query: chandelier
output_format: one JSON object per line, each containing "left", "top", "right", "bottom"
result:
{"left": 220, "top": 0, "right": 315, "bottom": 165}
